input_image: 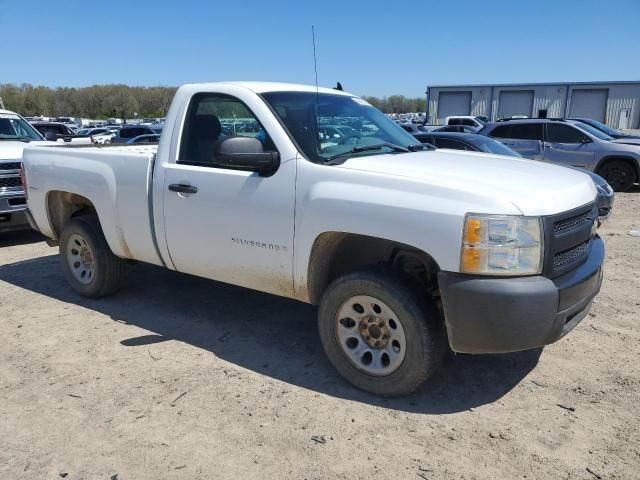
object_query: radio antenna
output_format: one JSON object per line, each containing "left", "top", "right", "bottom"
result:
{"left": 312, "top": 25, "right": 319, "bottom": 94}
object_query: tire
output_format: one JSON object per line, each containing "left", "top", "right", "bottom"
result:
{"left": 59, "top": 215, "right": 128, "bottom": 298}
{"left": 597, "top": 160, "right": 637, "bottom": 192}
{"left": 318, "top": 268, "right": 446, "bottom": 396}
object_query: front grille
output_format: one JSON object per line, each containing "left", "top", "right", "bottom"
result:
{"left": 0, "top": 177, "right": 22, "bottom": 189}
{"left": 553, "top": 240, "right": 590, "bottom": 269}
{"left": 0, "top": 162, "right": 21, "bottom": 171}
{"left": 542, "top": 202, "right": 597, "bottom": 278}
{"left": 553, "top": 211, "right": 591, "bottom": 234}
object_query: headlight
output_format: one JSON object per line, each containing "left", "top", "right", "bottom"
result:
{"left": 461, "top": 214, "right": 543, "bottom": 276}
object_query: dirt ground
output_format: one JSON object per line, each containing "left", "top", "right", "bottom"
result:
{"left": 1, "top": 193, "right": 639, "bottom": 480}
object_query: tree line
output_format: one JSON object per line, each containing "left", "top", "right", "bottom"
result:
{"left": 0, "top": 83, "right": 426, "bottom": 119}
{"left": 362, "top": 95, "right": 426, "bottom": 114}
{"left": 0, "top": 84, "right": 177, "bottom": 119}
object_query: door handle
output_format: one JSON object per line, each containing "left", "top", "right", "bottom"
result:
{"left": 168, "top": 184, "right": 198, "bottom": 194}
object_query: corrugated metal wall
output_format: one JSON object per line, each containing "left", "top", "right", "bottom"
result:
{"left": 605, "top": 85, "right": 640, "bottom": 129}
{"left": 427, "top": 82, "right": 640, "bottom": 127}
{"left": 430, "top": 87, "right": 490, "bottom": 123}
{"left": 531, "top": 85, "right": 566, "bottom": 118}
{"left": 490, "top": 86, "right": 566, "bottom": 120}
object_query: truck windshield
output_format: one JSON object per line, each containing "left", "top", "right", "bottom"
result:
{"left": 261, "top": 91, "right": 421, "bottom": 163}
{"left": 0, "top": 114, "right": 45, "bottom": 141}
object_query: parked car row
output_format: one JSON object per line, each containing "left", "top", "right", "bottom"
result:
{"left": 411, "top": 131, "right": 614, "bottom": 221}
{"left": 478, "top": 118, "right": 639, "bottom": 191}
{"left": 28, "top": 121, "right": 163, "bottom": 146}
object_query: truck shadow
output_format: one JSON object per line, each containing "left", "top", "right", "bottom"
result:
{"left": 0, "top": 229, "right": 46, "bottom": 248}
{"left": 0, "top": 254, "right": 541, "bottom": 414}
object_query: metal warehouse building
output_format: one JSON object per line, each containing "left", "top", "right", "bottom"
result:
{"left": 426, "top": 81, "right": 640, "bottom": 128}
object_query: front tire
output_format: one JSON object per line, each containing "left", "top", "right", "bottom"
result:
{"left": 59, "top": 215, "right": 128, "bottom": 298}
{"left": 318, "top": 269, "right": 446, "bottom": 396}
{"left": 597, "top": 160, "right": 637, "bottom": 192}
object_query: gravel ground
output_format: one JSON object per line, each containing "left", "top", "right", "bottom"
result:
{"left": 0, "top": 192, "right": 639, "bottom": 480}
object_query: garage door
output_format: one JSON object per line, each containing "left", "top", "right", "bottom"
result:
{"left": 497, "top": 90, "right": 534, "bottom": 119}
{"left": 437, "top": 92, "right": 471, "bottom": 123}
{"left": 569, "top": 89, "right": 608, "bottom": 123}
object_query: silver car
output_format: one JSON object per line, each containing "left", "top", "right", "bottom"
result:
{"left": 478, "top": 119, "right": 640, "bottom": 191}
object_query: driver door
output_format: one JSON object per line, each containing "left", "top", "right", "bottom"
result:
{"left": 543, "top": 123, "right": 595, "bottom": 168}
{"left": 161, "top": 92, "right": 296, "bottom": 297}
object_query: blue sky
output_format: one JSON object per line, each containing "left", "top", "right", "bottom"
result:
{"left": 2, "top": 0, "right": 639, "bottom": 97}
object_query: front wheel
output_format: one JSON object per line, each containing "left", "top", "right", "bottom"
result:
{"left": 597, "top": 160, "right": 637, "bottom": 192}
{"left": 59, "top": 215, "right": 129, "bottom": 298}
{"left": 318, "top": 269, "right": 446, "bottom": 396}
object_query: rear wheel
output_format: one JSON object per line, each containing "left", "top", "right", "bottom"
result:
{"left": 60, "top": 216, "right": 128, "bottom": 298}
{"left": 597, "top": 160, "right": 637, "bottom": 192}
{"left": 318, "top": 268, "right": 446, "bottom": 396}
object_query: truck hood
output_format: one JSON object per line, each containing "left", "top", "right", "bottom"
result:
{"left": 0, "top": 140, "right": 51, "bottom": 160}
{"left": 336, "top": 149, "right": 597, "bottom": 216}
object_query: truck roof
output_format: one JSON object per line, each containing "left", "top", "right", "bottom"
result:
{"left": 182, "top": 81, "right": 354, "bottom": 96}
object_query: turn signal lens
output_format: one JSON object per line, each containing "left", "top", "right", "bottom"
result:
{"left": 463, "top": 219, "right": 482, "bottom": 244}
{"left": 462, "top": 247, "right": 484, "bottom": 272}
{"left": 20, "top": 164, "right": 28, "bottom": 200}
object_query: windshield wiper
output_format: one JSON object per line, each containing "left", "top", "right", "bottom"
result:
{"left": 408, "top": 143, "right": 435, "bottom": 151}
{"left": 0, "top": 136, "right": 32, "bottom": 143}
{"left": 326, "top": 142, "right": 410, "bottom": 163}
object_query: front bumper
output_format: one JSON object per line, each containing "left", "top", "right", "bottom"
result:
{"left": 0, "top": 191, "right": 29, "bottom": 233}
{"left": 438, "top": 235, "right": 604, "bottom": 354}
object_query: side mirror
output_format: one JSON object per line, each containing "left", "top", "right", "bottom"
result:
{"left": 581, "top": 136, "right": 592, "bottom": 144}
{"left": 215, "top": 136, "right": 280, "bottom": 177}
{"left": 44, "top": 131, "right": 58, "bottom": 142}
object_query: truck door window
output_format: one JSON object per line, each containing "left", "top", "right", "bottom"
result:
{"left": 546, "top": 124, "right": 585, "bottom": 143}
{"left": 178, "top": 93, "right": 276, "bottom": 166}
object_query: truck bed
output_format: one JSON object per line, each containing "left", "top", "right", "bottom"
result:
{"left": 23, "top": 144, "right": 164, "bottom": 266}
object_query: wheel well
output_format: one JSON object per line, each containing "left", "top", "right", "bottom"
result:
{"left": 46, "top": 191, "right": 97, "bottom": 239}
{"left": 595, "top": 156, "right": 639, "bottom": 181}
{"left": 307, "top": 232, "right": 441, "bottom": 305}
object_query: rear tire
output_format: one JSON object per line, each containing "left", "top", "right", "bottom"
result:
{"left": 318, "top": 268, "right": 446, "bottom": 396}
{"left": 59, "top": 215, "right": 128, "bottom": 298}
{"left": 597, "top": 160, "right": 637, "bottom": 192}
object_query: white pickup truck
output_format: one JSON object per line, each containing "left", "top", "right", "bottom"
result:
{"left": 0, "top": 109, "right": 52, "bottom": 232}
{"left": 22, "top": 82, "right": 605, "bottom": 396}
